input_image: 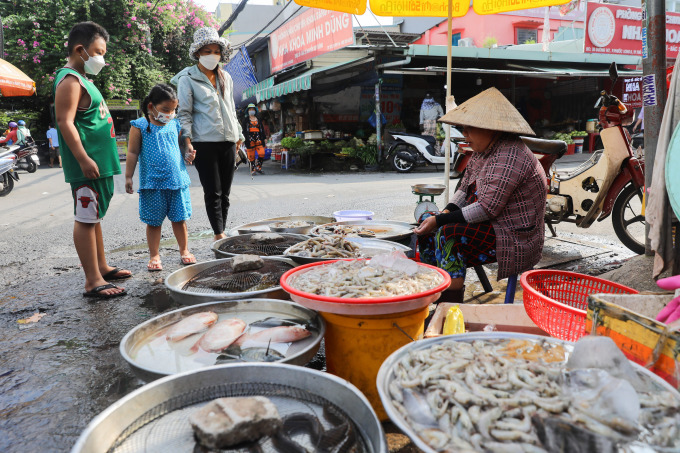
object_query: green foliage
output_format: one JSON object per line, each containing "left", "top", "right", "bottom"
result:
{"left": 1, "top": 0, "right": 217, "bottom": 101}
{"left": 367, "top": 134, "right": 377, "bottom": 145}
{"left": 339, "top": 147, "right": 356, "bottom": 158}
{"left": 482, "top": 37, "right": 498, "bottom": 48}
{"left": 280, "top": 137, "right": 304, "bottom": 150}
{"left": 348, "top": 137, "right": 365, "bottom": 149}
{"left": 297, "top": 140, "right": 316, "bottom": 156}
{"left": 356, "top": 144, "right": 378, "bottom": 165}
{"left": 318, "top": 140, "right": 335, "bottom": 152}
{"left": 333, "top": 140, "right": 349, "bottom": 150}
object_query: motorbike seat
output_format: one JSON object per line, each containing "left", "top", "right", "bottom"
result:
{"left": 521, "top": 137, "right": 568, "bottom": 156}
{"left": 389, "top": 130, "right": 437, "bottom": 147}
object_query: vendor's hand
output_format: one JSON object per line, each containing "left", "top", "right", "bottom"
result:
{"left": 125, "top": 177, "right": 134, "bottom": 194}
{"left": 414, "top": 216, "right": 438, "bottom": 236}
{"left": 79, "top": 156, "right": 100, "bottom": 179}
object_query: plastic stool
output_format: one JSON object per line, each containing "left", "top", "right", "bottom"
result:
{"left": 504, "top": 274, "right": 518, "bottom": 304}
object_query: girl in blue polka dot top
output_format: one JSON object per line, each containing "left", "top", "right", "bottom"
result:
{"left": 125, "top": 84, "right": 197, "bottom": 271}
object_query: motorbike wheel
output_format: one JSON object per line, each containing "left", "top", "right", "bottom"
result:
{"left": 26, "top": 160, "right": 37, "bottom": 173}
{"left": 391, "top": 145, "right": 416, "bottom": 173}
{"left": 612, "top": 183, "right": 646, "bottom": 255}
{"left": 0, "top": 173, "right": 14, "bottom": 197}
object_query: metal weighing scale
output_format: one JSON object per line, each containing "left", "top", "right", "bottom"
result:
{"left": 411, "top": 184, "right": 446, "bottom": 221}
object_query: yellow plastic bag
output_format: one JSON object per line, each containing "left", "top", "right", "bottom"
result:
{"left": 443, "top": 306, "right": 465, "bottom": 335}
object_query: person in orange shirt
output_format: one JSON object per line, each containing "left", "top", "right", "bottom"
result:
{"left": 0, "top": 122, "right": 18, "bottom": 145}
{"left": 242, "top": 103, "right": 267, "bottom": 175}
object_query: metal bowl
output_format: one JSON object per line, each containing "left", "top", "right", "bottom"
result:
{"left": 228, "top": 216, "right": 335, "bottom": 236}
{"left": 283, "top": 237, "right": 411, "bottom": 265}
{"left": 269, "top": 223, "right": 314, "bottom": 234}
{"left": 309, "top": 220, "right": 414, "bottom": 242}
{"left": 71, "top": 363, "right": 388, "bottom": 453}
{"left": 411, "top": 184, "right": 446, "bottom": 195}
{"left": 212, "top": 233, "right": 310, "bottom": 259}
{"left": 120, "top": 299, "right": 325, "bottom": 382}
{"left": 165, "top": 257, "right": 295, "bottom": 306}
{"left": 376, "top": 332, "right": 680, "bottom": 453}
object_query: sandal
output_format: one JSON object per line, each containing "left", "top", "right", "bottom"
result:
{"left": 102, "top": 267, "right": 132, "bottom": 281}
{"left": 147, "top": 258, "right": 163, "bottom": 271}
{"left": 83, "top": 283, "right": 127, "bottom": 299}
{"left": 180, "top": 253, "right": 197, "bottom": 266}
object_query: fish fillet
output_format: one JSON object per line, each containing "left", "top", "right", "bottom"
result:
{"left": 198, "top": 318, "right": 247, "bottom": 352}
{"left": 166, "top": 312, "right": 219, "bottom": 341}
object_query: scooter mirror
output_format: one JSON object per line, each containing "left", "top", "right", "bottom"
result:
{"left": 609, "top": 62, "right": 618, "bottom": 88}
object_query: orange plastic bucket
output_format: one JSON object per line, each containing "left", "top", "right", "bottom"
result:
{"left": 321, "top": 307, "right": 428, "bottom": 420}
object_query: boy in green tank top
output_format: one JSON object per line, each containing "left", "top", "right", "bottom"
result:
{"left": 54, "top": 22, "right": 132, "bottom": 299}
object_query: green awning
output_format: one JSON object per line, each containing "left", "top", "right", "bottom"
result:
{"left": 243, "top": 58, "right": 370, "bottom": 102}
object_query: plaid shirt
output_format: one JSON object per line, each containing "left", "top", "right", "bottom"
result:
{"left": 452, "top": 134, "right": 547, "bottom": 279}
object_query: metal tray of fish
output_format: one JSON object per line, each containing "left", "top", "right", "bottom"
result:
{"left": 309, "top": 220, "right": 414, "bottom": 242}
{"left": 212, "top": 233, "right": 310, "bottom": 259}
{"left": 283, "top": 237, "right": 411, "bottom": 265}
{"left": 227, "top": 216, "right": 335, "bottom": 236}
{"left": 165, "top": 257, "right": 296, "bottom": 306}
{"left": 377, "top": 333, "right": 680, "bottom": 453}
{"left": 120, "top": 299, "right": 325, "bottom": 382}
{"left": 72, "top": 363, "right": 388, "bottom": 453}
{"left": 411, "top": 184, "right": 446, "bottom": 195}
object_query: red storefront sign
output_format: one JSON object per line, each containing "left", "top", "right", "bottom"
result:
{"left": 585, "top": 3, "right": 680, "bottom": 59}
{"left": 269, "top": 9, "right": 354, "bottom": 74}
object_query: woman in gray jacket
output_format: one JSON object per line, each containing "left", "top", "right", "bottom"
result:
{"left": 172, "top": 28, "right": 244, "bottom": 241}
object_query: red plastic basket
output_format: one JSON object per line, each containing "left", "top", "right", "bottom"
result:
{"left": 521, "top": 270, "right": 638, "bottom": 342}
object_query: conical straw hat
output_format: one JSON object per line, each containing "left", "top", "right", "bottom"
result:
{"left": 439, "top": 87, "right": 535, "bottom": 136}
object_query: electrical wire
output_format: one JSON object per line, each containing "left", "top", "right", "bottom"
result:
{"left": 369, "top": 10, "right": 397, "bottom": 47}
{"left": 240, "top": 1, "right": 301, "bottom": 48}
{"left": 353, "top": 15, "right": 372, "bottom": 46}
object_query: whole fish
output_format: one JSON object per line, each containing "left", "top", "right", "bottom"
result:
{"left": 236, "top": 326, "right": 311, "bottom": 346}
{"left": 196, "top": 318, "right": 247, "bottom": 353}
{"left": 166, "top": 312, "right": 219, "bottom": 342}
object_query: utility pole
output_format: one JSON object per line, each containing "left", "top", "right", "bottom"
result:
{"left": 643, "top": 0, "right": 667, "bottom": 255}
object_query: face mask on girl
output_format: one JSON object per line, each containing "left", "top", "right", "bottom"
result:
{"left": 81, "top": 49, "right": 106, "bottom": 75}
{"left": 153, "top": 106, "right": 176, "bottom": 124}
{"left": 248, "top": 110, "right": 256, "bottom": 116}
{"left": 199, "top": 54, "right": 221, "bottom": 71}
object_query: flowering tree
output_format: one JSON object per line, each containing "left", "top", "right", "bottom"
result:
{"left": 1, "top": 0, "right": 218, "bottom": 101}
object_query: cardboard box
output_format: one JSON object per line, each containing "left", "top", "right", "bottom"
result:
{"left": 425, "top": 303, "right": 549, "bottom": 338}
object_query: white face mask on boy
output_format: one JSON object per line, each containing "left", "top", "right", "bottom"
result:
{"left": 199, "top": 54, "right": 221, "bottom": 71}
{"left": 81, "top": 49, "right": 106, "bottom": 75}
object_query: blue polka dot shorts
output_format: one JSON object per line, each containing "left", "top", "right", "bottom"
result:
{"left": 139, "top": 188, "right": 192, "bottom": 227}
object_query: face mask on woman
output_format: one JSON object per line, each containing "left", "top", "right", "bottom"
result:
{"left": 199, "top": 54, "right": 221, "bottom": 71}
{"left": 248, "top": 110, "right": 256, "bottom": 117}
{"left": 153, "top": 106, "right": 176, "bottom": 124}
{"left": 81, "top": 49, "right": 106, "bottom": 75}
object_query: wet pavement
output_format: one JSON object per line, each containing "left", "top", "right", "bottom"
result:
{"left": 0, "top": 161, "right": 636, "bottom": 452}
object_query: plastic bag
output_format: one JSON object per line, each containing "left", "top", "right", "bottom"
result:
{"left": 443, "top": 306, "right": 465, "bottom": 335}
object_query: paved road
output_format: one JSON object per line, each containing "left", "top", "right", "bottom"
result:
{"left": 0, "top": 160, "right": 634, "bottom": 452}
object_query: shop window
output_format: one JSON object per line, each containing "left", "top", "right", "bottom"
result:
{"left": 452, "top": 33, "right": 461, "bottom": 46}
{"left": 516, "top": 28, "right": 538, "bottom": 44}
{"left": 668, "top": 0, "right": 680, "bottom": 12}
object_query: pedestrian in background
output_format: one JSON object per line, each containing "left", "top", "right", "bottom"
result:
{"left": 171, "top": 27, "right": 244, "bottom": 242}
{"left": 125, "top": 84, "right": 195, "bottom": 271}
{"left": 53, "top": 21, "right": 131, "bottom": 299}
{"left": 242, "top": 103, "right": 267, "bottom": 175}
{"left": 46, "top": 123, "right": 61, "bottom": 168}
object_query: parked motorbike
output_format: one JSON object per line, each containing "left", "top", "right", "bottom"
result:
{"left": 386, "top": 128, "right": 464, "bottom": 173}
{"left": 0, "top": 138, "right": 39, "bottom": 173}
{"left": 0, "top": 155, "right": 19, "bottom": 197}
{"left": 451, "top": 62, "right": 646, "bottom": 255}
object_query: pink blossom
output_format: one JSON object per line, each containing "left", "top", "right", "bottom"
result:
{"left": 17, "top": 39, "right": 26, "bottom": 46}
{"left": 146, "top": 1, "right": 152, "bottom": 6}
{"left": 109, "top": 85, "right": 115, "bottom": 91}
{"left": 33, "top": 22, "right": 40, "bottom": 28}
{"left": 131, "top": 16, "right": 136, "bottom": 21}
{"left": 33, "top": 41, "right": 39, "bottom": 48}
{"left": 49, "top": 76, "right": 54, "bottom": 81}
{"left": 127, "top": 23, "right": 131, "bottom": 28}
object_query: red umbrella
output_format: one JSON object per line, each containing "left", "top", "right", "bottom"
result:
{"left": 0, "top": 58, "right": 36, "bottom": 97}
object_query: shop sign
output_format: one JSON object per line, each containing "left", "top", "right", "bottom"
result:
{"left": 107, "top": 99, "right": 140, "bottom": 111}
{"left": 473, "top": 0, "right": 571, "bottom": 16}
{"left": 269, "top": 9, "right": 354, "bottom": 74}
{"left": 620, "top": 77, "right": 643, "bottom": 109}
{"left": 584, "top": 3, "right": 680, "bottom": 59}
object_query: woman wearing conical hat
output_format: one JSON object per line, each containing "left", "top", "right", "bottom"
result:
{"left": 414, "top": 88, "right": 547, "bottom": 301}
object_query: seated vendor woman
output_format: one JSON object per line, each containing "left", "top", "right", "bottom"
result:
{"left": 414, "top": 87, "right": 547, "bottom": 302}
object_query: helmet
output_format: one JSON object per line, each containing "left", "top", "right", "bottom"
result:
{"left": 17, "top": 120, "right": 25, "bottom": 126}
{"left": 8, "top": 121, "right": 17, "bottom": 128}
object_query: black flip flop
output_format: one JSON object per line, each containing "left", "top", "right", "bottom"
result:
{"left": 102, "top": 267, "right": 132, "bottom": 281}
{"left": 83, "top": 283, "right": 127, "bottom": 299}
